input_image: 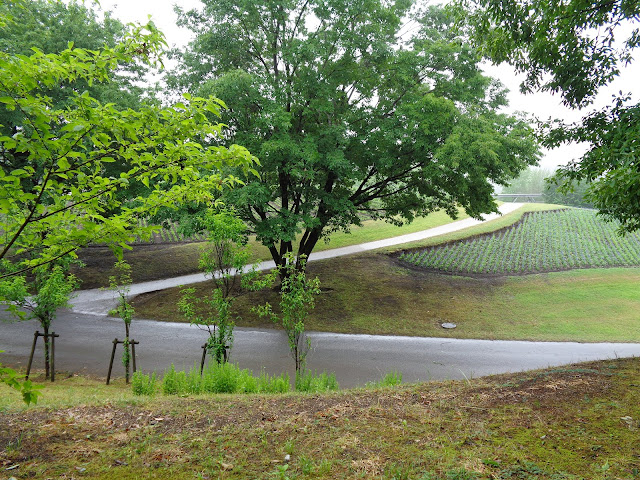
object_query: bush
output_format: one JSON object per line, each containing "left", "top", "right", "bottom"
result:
{"left": 295, "top": 371, "right": 339, "bottom": 393}
{"left": 131, "top": 371, "right": 157, "bottom": 396}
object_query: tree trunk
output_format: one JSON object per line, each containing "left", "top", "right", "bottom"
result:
{"left": 124, "top": 323, "right": 130, "bottom": 384}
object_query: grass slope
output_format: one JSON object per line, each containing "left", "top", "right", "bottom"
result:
{"left": 131, "top": 204, "right": 640, "bottom": 342}
{"left": 1, "top": 358, "right": 639, "bottom": 479}
{"left": 133, "top": 254, "right": 640, "bottom": 342}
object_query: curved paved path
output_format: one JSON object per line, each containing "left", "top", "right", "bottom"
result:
{"left": 2, "top": 313, "right": 639, "bottom": 388}
{"left": 2, "top": 202, "right": 639, "bottom": 387}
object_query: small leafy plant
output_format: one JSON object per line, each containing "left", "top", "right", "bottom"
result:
{"left": 109, "top": 260, "right": 135, "bottom": 383}
{"left": 253, "top": 253, "right": 321, "bottom": 376}
{"left": 131, "top": 371, "right": 157, "bottom": 396}
{"left": 178, "top": 209, "right": 255, "bottom": 365}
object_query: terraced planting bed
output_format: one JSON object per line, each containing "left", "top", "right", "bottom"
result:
{"left": 399, "top": 208, "right": 640, "bottom": 276}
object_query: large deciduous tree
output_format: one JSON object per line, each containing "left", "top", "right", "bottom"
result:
{"left": 456, "top": 0, "right": 640, "bottom": 232}
{"left": 171, "top": 0, "right": 540, "bottom": 271}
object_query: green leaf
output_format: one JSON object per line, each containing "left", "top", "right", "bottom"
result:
{"left": 57, "top": 157, "right": 70, "bottom": 170}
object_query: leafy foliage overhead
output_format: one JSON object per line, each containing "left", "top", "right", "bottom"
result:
{"left": 171, "top": 0, "right": 540, "bottom": 269}
{"left": 456, "top": 0, "right": 640, "bottom": 108}
{"left": 0, "top": 0, "right": 152, "bottom": 114}
{"left": 456, "top": 0, "right": 640, "bottom": 232}
{"left": 0, "top": 18, "right": 256, "bottom": 280}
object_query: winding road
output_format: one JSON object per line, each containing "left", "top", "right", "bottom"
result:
{"left": 2, "top": 203, "right": 639, "bottom": 388}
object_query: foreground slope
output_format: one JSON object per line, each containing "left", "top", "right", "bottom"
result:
{"left": 1, "top": 358, "right": 639, "bottom": 479}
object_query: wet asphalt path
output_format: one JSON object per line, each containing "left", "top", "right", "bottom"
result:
{"left": 2, "top": 311, "right": 639, "bottom": 388}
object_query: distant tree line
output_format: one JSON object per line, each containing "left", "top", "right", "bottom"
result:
{"left": 501, "top": 167, "right": 592, "bottom": 208}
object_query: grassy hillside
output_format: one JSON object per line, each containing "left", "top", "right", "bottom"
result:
{"left": 132, "top": 254, "right": 640, "bottom": 342}
{"left": 131, "top": 204, "right": 640, "bottom": 343}
{"left": 1, "top": 357, "right": 639, "bottom": 479}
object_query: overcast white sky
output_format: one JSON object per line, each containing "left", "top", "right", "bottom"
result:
{"left": 96, "top": 0, "right": 640, "bottom": 171}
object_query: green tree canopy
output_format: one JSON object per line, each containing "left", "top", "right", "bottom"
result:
{"left": 171, "top": 0, "right": 540, "bottom": 270}
{"left": 456, "top": 0, "right": 640, "bottom": 231}
{"left": 543, "top": 177, "right": 593, "bottom": 208}
{"left": 0, "top": 0, "right": 167, "bottom": 204}
{"left": 0, "top": 0, "right": 152, "bottom": 114}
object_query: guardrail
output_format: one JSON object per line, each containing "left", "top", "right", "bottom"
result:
{"left": 494, "top": 194, "right": 544, "bottom": 203}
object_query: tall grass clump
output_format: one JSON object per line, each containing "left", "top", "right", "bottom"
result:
{"left": 257, "top": 371, "right": 290, "bottom": 393}
{"left": 131, "top": 371, "right": 158, "bottom": 396}
{"left": 162, "top": 364, "right": 188, "bottom": 395}
{"left": 161, "top": 363, "right": 291, "bottom": 395}
{"left": 295, "top": 371, "right": 339, "bottom": 392}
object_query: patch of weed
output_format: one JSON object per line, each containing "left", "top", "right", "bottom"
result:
{"left": 295, "top": 370, "right": 339, "bottom": 392}
{"left": 131, "top": 371, "right": 157, "bottom": 396}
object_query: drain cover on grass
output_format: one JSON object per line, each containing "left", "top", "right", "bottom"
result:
{"left": 441, "top": 322, "right": 457, "bottom": 329}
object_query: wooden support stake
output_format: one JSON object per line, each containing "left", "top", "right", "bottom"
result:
{"left": 50, "top": 332, "right": 59, "bottom": 383}
{"left": 131, "top": 340, "right": 137, "bottom": 374}
{"left": 106, "top": 338, "right": 118, "bottom": 385}
{"left": 199, "top": 343, "right": 229, "bottom": 375}
{"left": 200, "top": 343, "right": 208, "bottom": 375}
{"left": 26, "top": 331, "right": 60, "bottom": 381}
{"left": 25, "top": 330, "right": 40, "bottom": 380}
{"left": 106, "top": 338, "right": 140, "bottom": 385}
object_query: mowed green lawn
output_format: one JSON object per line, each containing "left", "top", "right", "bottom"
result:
{"left": 464, "top": 268, "right": 640, "bottom": 341}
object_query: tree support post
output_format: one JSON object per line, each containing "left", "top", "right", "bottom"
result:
{"left": 200, "top": 343, "right": 229, "bottom": 374}
{"left": 200, "top": 343, "right": 207, "bottom": 375}
{"left": 106, "top": 338, "right": 139, "bottom": 385}
{"left": 26, "top": 330, "right": 59, "bottom": 382}
{"left": 50, "top": 332, "right": 58, "bottom": 382}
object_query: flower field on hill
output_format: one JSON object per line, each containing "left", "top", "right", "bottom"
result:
{"left": 399, "top": 209, "right": 640, "bottom": 275}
